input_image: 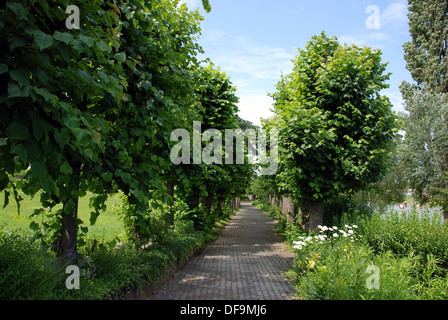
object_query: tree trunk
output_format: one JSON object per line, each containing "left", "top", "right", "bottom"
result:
{"left": 302, "top": 198, "right": 324, "bottom": 232}
{"left": 59, "top": 162, "right": 81, "bottom": 261}
{"left": 61, "top": 199, "right": 79, "bottom": 261}
{"left": 204, "top": 193, "right": 214, "bottom": 216}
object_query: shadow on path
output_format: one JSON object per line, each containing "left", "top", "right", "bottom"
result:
{"left": 151, "top": 201, "right": 295, "bottom": 300}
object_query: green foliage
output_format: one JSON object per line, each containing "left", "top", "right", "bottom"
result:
{"left": 120, "top": 195, "right": 171, "bottom": 245}
{"left": 403, "top": 0, "right": 448, "bottom": 93}
{"left": 0, "top": 214, "right": 224, "bottom": 300}
{"left": 361, "top": 209, "right": 448, "bottom": 268}
{"left": 401, "top": 90, "right": 448, "bottom": 208}
{"left": 201, "top": 0, "right": 212, "bottom": 13}
{"left": 401, "top": 0, "right": 448, "bottom": 216}
{"left": 287, "top": 221, "right": 448, "bottom": 300}
{"left": 0, "top": 232, "right": 67, "bottom": 299}
{"left": 0, "top": 0, "right": 244, "bottom": 254}
{"left": 294, "top": 241, "right": 418, "bottom": 300}
{"left": 284, "top": 200, "right": 448, "bottom": 300}
{"left": 174, "top": 64, "right": 254, "bottom": 232}
{"left": 323, "top": 194, "right": 373, "bottom": 228}
{"left": 269, "top": 32, "right": 399, "bottom": 206}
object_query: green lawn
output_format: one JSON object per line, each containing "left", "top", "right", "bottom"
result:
{"left": 0, "top": 190, "right": 125, "bottom": 243}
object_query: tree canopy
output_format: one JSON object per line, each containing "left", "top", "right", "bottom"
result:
{"left": 266, "top": 32, "right": 400, "bottom": 230}
{"left": 0, "top": 0, "right": 251, "bottom": 257}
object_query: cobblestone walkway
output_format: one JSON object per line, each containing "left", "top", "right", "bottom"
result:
{"left": 152, "top": 201, "right": 295, "bottom": 300}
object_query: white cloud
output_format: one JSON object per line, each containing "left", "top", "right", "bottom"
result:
{"left": 237, "top": 94, "right": 275, "bottom": 126}
{"left": 381, "top": 0, "right": 408, "bottom": 31}
{"left": 200, "top": 31, "right": 294, "bottom": 81}
{"left": 338, "top": 35, "right": 367, "bottom": 47}
{"left": 199, "top": 31, "right": 293, "bottom": 126}
{"left": 338, "top": 31, "right": 390, "bottom": 50}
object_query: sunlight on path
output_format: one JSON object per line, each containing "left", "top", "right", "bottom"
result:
{"left": 152, "top": 201, "right": 295, "bottom": 300}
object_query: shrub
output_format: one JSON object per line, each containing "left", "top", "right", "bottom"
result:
{"left": 360, "top": 208, "right": 448, "bottom": 269}
{"left": 323, "top": 194, "right": 373, "bottom": 228}
{"left": 0, "top": 232, "right": 67, "bottom": 299}
{"left": 290, "top": 225, "right": 419, "bottom": 300}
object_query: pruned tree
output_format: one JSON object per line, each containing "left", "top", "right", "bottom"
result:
{"left": 269, "top": 32, "right": 399, "bottom": 231}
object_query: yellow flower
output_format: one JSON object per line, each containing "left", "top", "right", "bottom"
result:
{"left": 308, "top": 260, "right": 316, "bottom": 269}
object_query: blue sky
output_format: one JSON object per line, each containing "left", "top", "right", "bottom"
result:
{"left": 182, "top": 0, "right": 413, "bottom": 126}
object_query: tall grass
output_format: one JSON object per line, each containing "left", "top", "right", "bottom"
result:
{"left": 360, "top": 208, "right": 448, "bottom": 268}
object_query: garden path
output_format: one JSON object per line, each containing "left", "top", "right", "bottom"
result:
{"left": 151, "top": 201, "right": 295, "bottom": 300}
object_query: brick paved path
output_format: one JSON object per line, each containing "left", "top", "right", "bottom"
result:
{"left": 152, "top": 201, "right": 295, "bottom": 300}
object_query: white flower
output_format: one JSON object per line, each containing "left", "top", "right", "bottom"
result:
{"left": 348, "top": 229, "right": 354, "bottom": 235}
{"left": 333, "top": 233, "right": 339, "bottom": 238}
{"left": 332, "top": 226, "right": 338, "bottom": 230}
{"left": 353, "top": 225, "right": 358, "bottom": 228}
{"left": 293, "top": 244, "right": 303, "bottom": 250}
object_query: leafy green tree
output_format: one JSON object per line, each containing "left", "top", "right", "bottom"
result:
{"left": 400, "top": 0, "right": 448, "bottom": 221}
{"left": 362, "top": 134, "right": 408, "bottom": 211}
{"left": 402, "top": 0, "right": 448, "bottom": 94}
{"left": 173, "top": 64, "right": 254, "bottom": 230}
{"left": 269, "top": 32, "right": 399, "bottom": 231}
{"left": 110, "top": 0, "right": 203, "bottom": 243}
{"left": 0, "top": 0, "right": 129, "bottom": 258}
{"left": 401, "top": 90, "right": 448, "bottom": 212}
{"left": 0, "top": 0, "right": 204, "bottom": 256}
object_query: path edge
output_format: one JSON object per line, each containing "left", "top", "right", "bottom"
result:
{"left": 123, "top": 205, "right": 243, "bottom": 300}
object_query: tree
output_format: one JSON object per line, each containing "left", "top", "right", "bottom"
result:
{"left": 401, "top": 0, "right": 448, "bottom": 221}
{"left": 401, "top": 90, "right": 448, "bottom": 215}
{"left": 0, "top": 0, "right": 130, "bottom": 258}
{"left": 172, "top": 64, "right": 254, "bottom": 230}
{"left": 0, "top": 0, "right": 205, "bottom": 257}
{"left": 269, "top": 32, "right": 399, "bottom": 231}
{"left": 402, "top": 0, "right": 448, "bottom": 94}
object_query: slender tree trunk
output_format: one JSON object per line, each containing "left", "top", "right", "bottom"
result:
{"left": 204, "top": 193, "right": 214, "bottom": 216}
{"left": 302, "top": 198, "right": 324, "bottom": 232}
{"left": 59, "top": 163, "right": 81, "bottom": 262}
{"left": 61, "top": 198, "right": 79, "bottom": 261}
{"left": 60, "top": 162, "right": 81, "bottom": 261}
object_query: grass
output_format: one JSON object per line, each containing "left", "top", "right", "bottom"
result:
{"left": 0, "top": 190, "right": 125, "bottom": 242}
